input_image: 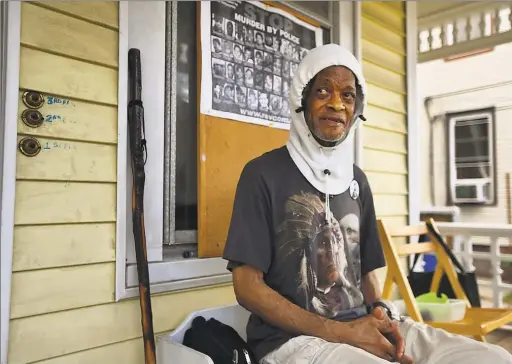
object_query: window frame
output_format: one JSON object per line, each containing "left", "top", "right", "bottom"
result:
{"left": 446, "top": 107, "right": 497, "bottom": 207}
{"left": 116, "top": 1, "right": 357, "bottom": 301}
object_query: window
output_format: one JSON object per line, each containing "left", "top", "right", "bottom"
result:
{"left": 117, "top": 1, "right": 348, "bottom": 300}
{"left": 447, "top": 108, "right": 497, "bottom": 206}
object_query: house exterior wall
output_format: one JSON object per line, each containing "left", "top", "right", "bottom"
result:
{"left": 6, "top": 1, "right": 409, "bottom": 362}
{"left": 418, "top": 43, "right": 512, "bottom": 225}
{"left": 361, "top": 2, "right": 408, "bottom": 280}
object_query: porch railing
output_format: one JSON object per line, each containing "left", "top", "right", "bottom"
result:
{"left": 434, "top": 222, "right": 512, "bottom": 309}
{"left": 418, "top": 2, "right": 512, "bottom": 63}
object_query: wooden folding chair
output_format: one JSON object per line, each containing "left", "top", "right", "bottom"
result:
{"left": 378, "top": 217, "right": 512, "bottom": 342}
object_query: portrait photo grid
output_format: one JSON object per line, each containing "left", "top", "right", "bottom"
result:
{"left": 208, "top": 1, "right": 318, "bottom": 126}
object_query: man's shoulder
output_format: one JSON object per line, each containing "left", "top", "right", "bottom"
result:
{"left": 243, "top": 145, "right": 289, "bottom": 174}
{"left": 353, "top": 164, "right": 369, "bottom": 184}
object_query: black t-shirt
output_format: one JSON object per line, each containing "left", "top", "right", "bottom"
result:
{"left": 222, "top": 146, "right": 386, "bottom": 361}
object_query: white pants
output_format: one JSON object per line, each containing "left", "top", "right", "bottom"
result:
{"left": 261, "top": 318, "right": 512, "bottom": 364}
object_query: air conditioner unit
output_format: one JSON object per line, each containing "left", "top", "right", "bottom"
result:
{"left": 453, "top": 179, "right": 491, "bottom": 204}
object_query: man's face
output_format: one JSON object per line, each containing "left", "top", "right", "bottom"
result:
{"left": 305, "top": 66, "right": 357, "bottom": 146}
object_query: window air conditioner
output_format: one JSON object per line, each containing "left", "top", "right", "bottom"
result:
{"left": 453, "top": 179, "right": 491, "bottom": 204}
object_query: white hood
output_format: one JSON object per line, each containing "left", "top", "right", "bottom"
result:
{"left": 286, "top": 44, "right": 367, "bottom": 202}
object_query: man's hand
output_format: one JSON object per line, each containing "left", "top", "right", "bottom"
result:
{"left": 341, "top": 310, "right": 400, "bottom": 361}
{"left": 371, "top": 307, "right": 414, "bottom": 364}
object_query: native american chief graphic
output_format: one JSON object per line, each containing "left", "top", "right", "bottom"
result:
{"left": 276, "top": 193, "right": 364, "bottom": 319}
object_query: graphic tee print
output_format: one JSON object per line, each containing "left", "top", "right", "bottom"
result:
{"left": 223, "top": 147, "right": 385, "bottom": 362}
{"left": 276, "top": 193, "right": 363, "bottom": 319}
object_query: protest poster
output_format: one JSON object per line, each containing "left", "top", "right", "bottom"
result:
{"left": 200, "top": 1, "right": 323, "bottom": 129}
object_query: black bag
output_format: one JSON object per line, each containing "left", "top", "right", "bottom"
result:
{"left": 182, "top": 316, "right": 256, "bottom": 364}
{"left": 407, "top": 221, "right": 481, "bottom": 308}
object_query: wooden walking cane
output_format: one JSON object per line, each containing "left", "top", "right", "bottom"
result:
{"left": 127, "top": 48, "right": 157, "bottom": 364}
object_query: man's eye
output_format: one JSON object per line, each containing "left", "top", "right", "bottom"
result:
{"left": 344, "top": 92, "right": 356, "bottom": 100}
{"left": 317, "top": 88, "right": 329, "bottom": 96}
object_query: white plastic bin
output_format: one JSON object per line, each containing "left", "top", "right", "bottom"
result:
{"left": 156, "top": 303, "right": 251, "bottom": 364}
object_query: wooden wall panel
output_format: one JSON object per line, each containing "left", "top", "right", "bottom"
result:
{"left": 363, "top": 60, "right": 405, "bottom": 94}
{"left": 16, "top": 136, "right": 117, "bottom": 182}
{"left": 362, "top": 17, "right": 405, "bottom": 55}
{"left": 362, "top": 1, "right": 408, "bottom": 229}
{"left": 367, "top": 84, "right": 406, "bottom": 114}
{"left": 362, "top": 40, "right": 405, "bottom": 75}
{"left": 12, "top": 223, "right": 116, "bottom": 272}
{"left": 363, "top": 127, "right": 407, "bottom": 154}
{"left": 363, "top": 149, "right": 407, "bottom": 174}
{"left": 17, "top": 92, "right": 118, "bottom": 144}
{"left": 8, "top": 285, "right": 236, "bottom": 363}
{"left": 14, "top": 181, "right": 116, "bottom": 225}
{"left": 35, "top": 338, "right": 145, "bottom": 364}
{"left": 364, "top": 104, "right": 406, "bottom": 134}
{"left": 362, "top": 2, "right": 404, "bottom": 33}
{"left": 366, "top": 172, "right": 408, "bottom": 195}
{"left": 34, "top": 2, "right": 119, "bottom": 29}
{"left": 198, "top": 115, "right": 288, "bottom": 257}
{"left": 21, "top": 3, "right": 118, "bottom": 67}
{"left": 10, "top": 263, "right": 115, "bottom": 319}
{"left": 19, "top": 47, "right": 118, "bottom": 105}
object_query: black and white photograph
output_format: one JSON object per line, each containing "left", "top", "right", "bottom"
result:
{"left": 226, "top": 62, "right": 235, "bottom": 81}
{"left": 201, "top": 1, "right": 323, "bottom": 129}
{"left": 212, "top": 58, "right": 226, "bottom": 79}
{"left": 235, "top": 64, "right": 244, "bottom": 85}
{"left": 233, "top": 44, "right": 244, "bottom": 63}
{"left": 254, "top": 50, "right": 264, "bottom": 68}
{"left": 211, "top": 36, "right": 222, "bottom": 54}
{"left": 235, "top": 85, "right": 247, "bottom": 106}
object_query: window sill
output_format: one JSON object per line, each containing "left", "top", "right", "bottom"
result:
{"left": 123, "top": 245, "right": 232, "bottom": 299}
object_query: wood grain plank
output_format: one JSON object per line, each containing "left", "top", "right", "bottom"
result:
{"left": 17, "top": 92, "right": 118, "bottom": 143}
{"left": 366, "top": 171, "right": 408, "bottom": 195}
{"left": 14, "top": 181, "right": 116, "bottom": 225}
{"left": 21, "top": 3, "right": 118, "bottom": 67}
{"left": 35, "top": 1, "right": 119, "bottom": 29}
{"left": 363, "top": 125, "right": 407, "bottom": 154}
{"left": 374, "top": 194, "right": 409, "bottom": 216}
{"left": 363, "top": 148, "right": 408, "bottom": 174}
{"left": 364, "top": 104, "right": 406, "bottom": 134}
{"left": 12, "top": 223, "right": 116, "bottom": 271}
{"left": 362, "top": 17, "right": 405, "bottom": 55}
{"left": 362, "top": 2, "right": 405, "bottom": 33}
{"left": 16, "top": 136, "right": 117, "bottom": 182}
{"left": 362, "top": 39, "right": 405, "bottom": 75}
{"left": 198, "top": 114, "right": 288, "bottom": 258}
{"left": 10, "top": 263, "right": 115, "bottom": 319}
{"left": 35, "top": 338, "right": 145, "bottom": 364}
{"left": 367, "top": 84, "right": 406, "bottom": 114}
{"left": 363, "top": 60, "right": 405, "bottom": 94}
{"left": 7, "top": 285, "right": 236, "bottom": 363}
{"left": 381, "top": 1, "right": 404, "bottom": 15}
{"left": 19, "top": 47, "right": 118, "bottom": 105}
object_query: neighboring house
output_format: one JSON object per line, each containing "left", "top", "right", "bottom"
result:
{"left": 418, "top": 42, "right": 512, "bottom": 226}
{"left": 0, "top": 1, "right": 506, "bottom": 363}
{"left": 417, "top": 4, "right": 512, "bottom": 283}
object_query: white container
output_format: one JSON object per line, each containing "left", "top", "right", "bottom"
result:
{"left": 417, "top": 299, "right": 467, "bottom": 322}
{"left": 156, "top": 304, "right": 252, "bottom": 364}
{"left": 392, "top": 298, "right": 466, "bottom": 322}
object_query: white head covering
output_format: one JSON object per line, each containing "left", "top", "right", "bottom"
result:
{"left": 286, "top": 43, "right": 367, "bottom": 201}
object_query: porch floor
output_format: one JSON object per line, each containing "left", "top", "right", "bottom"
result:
{"left": 488, "top": 329, "right": 512, "bottom": 353}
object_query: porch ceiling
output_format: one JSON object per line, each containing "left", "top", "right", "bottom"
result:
{"left": 417, "top": 1, "right": 474, "bottom": 20}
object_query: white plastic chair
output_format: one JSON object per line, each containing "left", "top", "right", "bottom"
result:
{"left": 156, "top": 303, "right": 252, "bottom": 364}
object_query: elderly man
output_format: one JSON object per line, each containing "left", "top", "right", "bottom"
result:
{"left": 222, "top": 44, "right": 512, "bottom": 364}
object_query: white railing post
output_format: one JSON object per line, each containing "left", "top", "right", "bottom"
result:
{"left": 462, "top": 235, "right": 475, "bottom": 272}
{"left": 490, "top": 237, "right": 504, "bottom": 308}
